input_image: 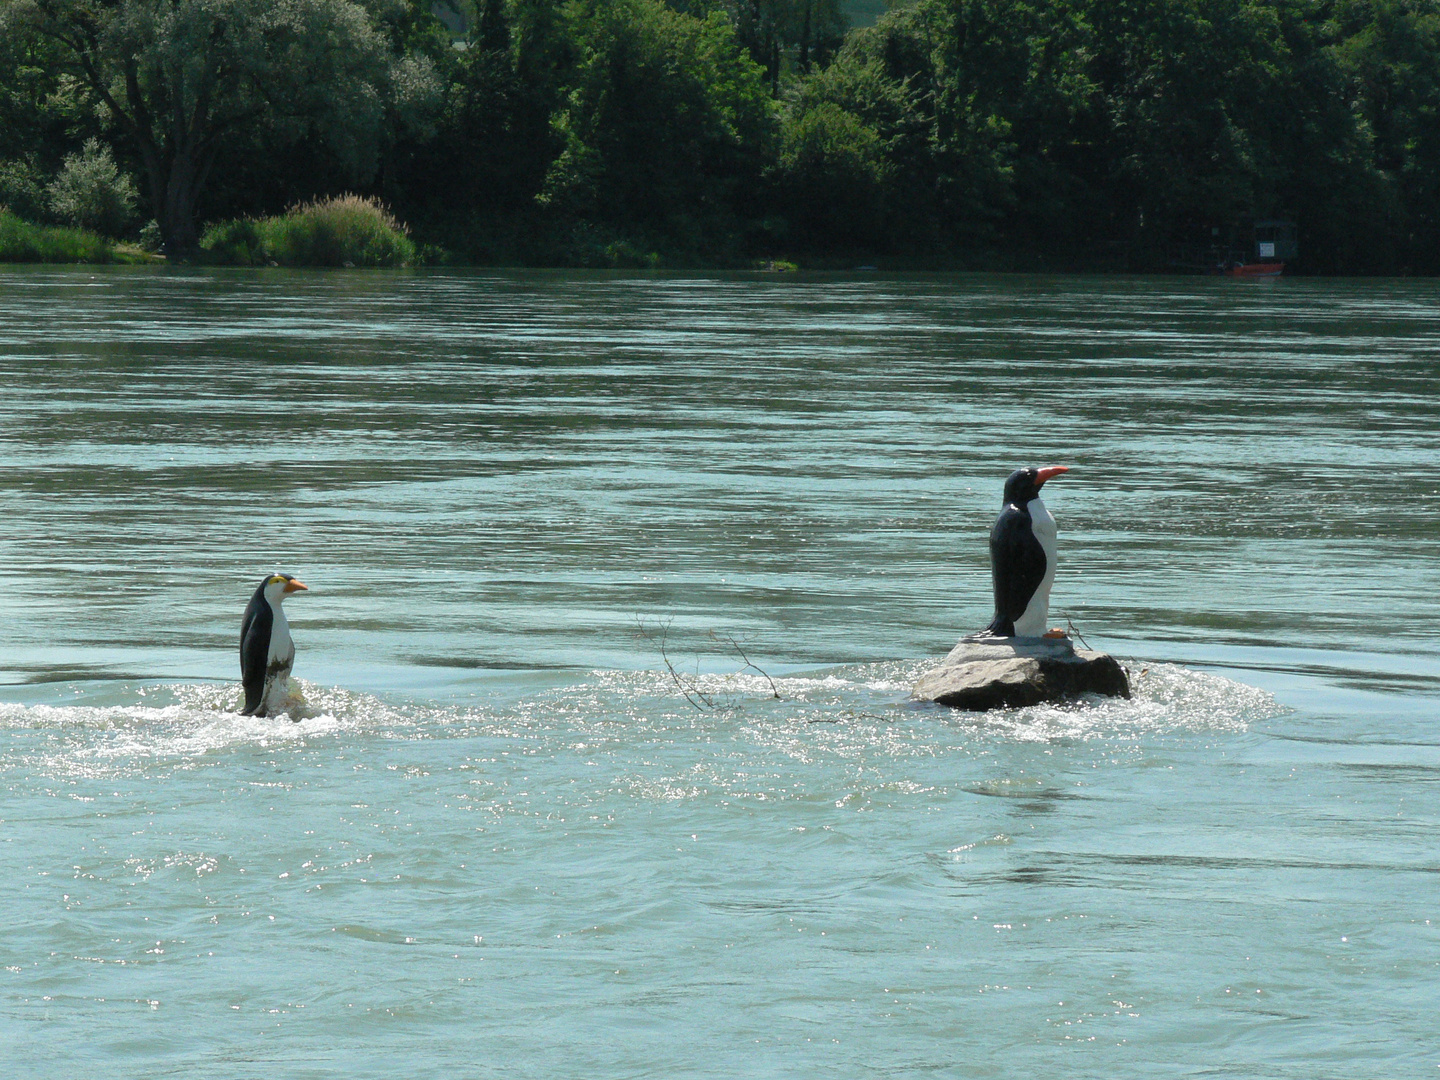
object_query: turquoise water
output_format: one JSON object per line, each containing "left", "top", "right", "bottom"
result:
{"left": 1, "top": 268, "right": 1437, "bottom": 1077}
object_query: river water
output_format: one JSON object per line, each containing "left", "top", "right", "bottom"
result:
{"left": 1, "top": 268, "right": 1437, "bottom": 1077}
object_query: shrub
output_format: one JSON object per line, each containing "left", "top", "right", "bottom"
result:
{"left": 0, "top": 159, "right": 47, "bottom": 222}
{"left": 200, "top": 195, "right": 416, "bottom": 267}
{"left": 138, "top": 219, "right": 164, "bottom": 253}
{"left": 47, "top": 139, "right": 138, "bottom": 238}
{"left": 0, "top": 210, "right": 114, "bottom": 262}
{"left": 199, "top": 218, "right": 266, "bottom": 266}
{"left": 271, "top": 194, "right": 416, "bottom": 267}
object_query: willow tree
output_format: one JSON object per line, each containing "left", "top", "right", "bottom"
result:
{"left": 541, "top": 0, "right": 777, "bottom": 251}
{"left": 0, "top": 0, "right": 434, "bottom": 256}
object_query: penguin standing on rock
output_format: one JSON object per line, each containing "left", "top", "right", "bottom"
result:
{"left": 240, "top": 573, "right": 309, "bottom": 717}
{"left": 980, "top": 466, "right": 1069, "bottom": 638}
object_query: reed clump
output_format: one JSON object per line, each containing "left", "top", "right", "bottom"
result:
{"left": 0, "top": 209, "right": 116, "bottom": 263}
{"left": 201, "top": 195, "right": 417, "bottom": 268}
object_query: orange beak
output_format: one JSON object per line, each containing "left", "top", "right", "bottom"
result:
{"left": 1036, "top": 466, "right": 1070, "bottom": 486}
{"left": 283, "top": 578, "right": 309, "bottom": 593}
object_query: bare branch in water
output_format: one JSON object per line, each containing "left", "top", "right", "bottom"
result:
{"left": 806, "top": 710, "right": 894, "bottom": 724}
{"left": 635, "top": 615, "right": 715, "bottom": 711}
{"left": 636, "top": 618, "right": 793, "bottom": 711}
{"left": 711, "top": 630, "right": 782, "bottom": 700}
{"left": 1060, "top": 612, "right": 1091, "bottom": 651}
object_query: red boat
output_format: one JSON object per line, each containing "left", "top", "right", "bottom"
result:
{"left": 1224, "top": 261, "right": 1284, "bottom": 277}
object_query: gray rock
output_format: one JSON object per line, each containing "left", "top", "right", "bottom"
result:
{"left": 913, "top": 635, "right": 1130, "bottom": 711}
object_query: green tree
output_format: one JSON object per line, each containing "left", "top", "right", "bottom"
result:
{"left": 0, "top": 158, "right": 46, "bottom": 220}
{"left": 541, "top": 0, "right": 777, "bottom": 256}
{"left": 385, "top": 0, "right": 572, "bottom": 259}
{"left": 721, "top": 0, "right": 848, "bottom": 90}
{"left": 790, "top": 0, "right": 1096, "bottom": 256}
{"left": 0, "top": 0, "right": 439, "bottom": 256}
{"left": 817, "top": 0, "right": 1389, "bottom": 268}
{"left": 48, "top": 137, "right": 138, "bottom": 236}
{"left": 1071, "top": 0, "right": 1388, "bottom": 270}
{"left": 0, "top": 22, "right": 71, "bottom": 169}
{"left": 778, "top": 50, "right": 928, "bottom": 249}
{"left": 1330, "top": 0, "right": 1440, "bottom": 269}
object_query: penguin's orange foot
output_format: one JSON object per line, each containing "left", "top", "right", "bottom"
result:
{"left": 1043, "top": 629, "right": 1068, "bottom": 639}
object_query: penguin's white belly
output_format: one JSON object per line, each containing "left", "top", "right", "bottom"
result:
{"left": 1014, "top": 498, "right": 1058, "bottom": 637}
{"left": 261, "top": 614, "right": 295, "bottom": 713}
{"left": 267, "top": 617, "right": 294, "bottom": 668}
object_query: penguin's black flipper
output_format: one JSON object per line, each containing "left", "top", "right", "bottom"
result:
{"left": 984, "top": 504, "right": 1047, "bottom": 636}
{"left": 239, "top": 583, "right": 271, "bottom": 716}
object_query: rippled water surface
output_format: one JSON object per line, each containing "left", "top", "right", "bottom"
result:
{"left": 2, "top": 268, "right": 1437, "bottom": 1077}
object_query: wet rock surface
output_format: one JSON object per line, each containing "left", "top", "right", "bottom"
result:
{"left": 913, "top": 635, "right": 1131, "bottom": 711}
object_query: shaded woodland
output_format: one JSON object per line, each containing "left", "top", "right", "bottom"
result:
{"left": 3, "top": 0, "right": 1439, "bottom": 272}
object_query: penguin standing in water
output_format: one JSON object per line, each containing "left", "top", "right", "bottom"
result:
{"left": 240, "top": 573, "right": 309, "bottom": 717}
{"left": 981, "top": 466, "right": 1069, "bottom": 638}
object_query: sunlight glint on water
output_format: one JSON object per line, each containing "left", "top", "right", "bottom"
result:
{"left": 1, "top": 268, "right": 1437, "bottom": 1078}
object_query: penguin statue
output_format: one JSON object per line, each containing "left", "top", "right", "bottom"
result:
{"left": 980, "top": 466, "right": 1069, "bottom": 638}
{"left": 240, "top": 573, "right": 309, "bottom": 717}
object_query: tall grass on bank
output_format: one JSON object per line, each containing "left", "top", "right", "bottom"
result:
{"left": 202, "top": 195, "right": 417, "bottom": 267}
{"left": 0, "top": 209, "right": 116, "bottom": 263}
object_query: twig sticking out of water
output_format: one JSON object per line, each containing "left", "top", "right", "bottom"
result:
{"left": 1060, "top": 612, "right": 1092, "bottom": 651}
{"left": 1058, "top": 614, "right": 1150, "bottom": 680}
{"left": 711, "top": 630, "right": 782, "bottom": 700}
{"left": 634, "top": 615, "right": 716, "bottom": 711}
{"left": 636, "top": 617, "right": 792, "bottom": 711}
{"left": 806, "top": 710, "right": 894, "bottom": 725}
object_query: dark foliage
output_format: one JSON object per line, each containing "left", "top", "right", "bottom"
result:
{"left": 4, "top": 0, "right": 1440, "bottom": 270}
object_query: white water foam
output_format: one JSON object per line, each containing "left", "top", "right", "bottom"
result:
{"left": 568, "top": 659, "right": 1281, "bottom": 738}
{"left": 0, "top": 679, "right": 420, "bottom": 779}
{"left": 0, "top": 662, "right": 1281, "bottom": 785}
{"left": 955, "top": 662, "right": 1285, "bottom": 743}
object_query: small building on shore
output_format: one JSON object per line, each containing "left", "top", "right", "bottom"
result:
{"left": 1164, "top": 218, "right": 1298, "bottom": 272}
{"left": 1252, "top": 220, "right": 1298, "bottom": 263}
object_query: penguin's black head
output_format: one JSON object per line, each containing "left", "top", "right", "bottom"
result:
{"left": 1002, "top": 465, "right": 1069, "bottom": 505}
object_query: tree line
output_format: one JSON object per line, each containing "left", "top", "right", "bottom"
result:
{"left": 1, "top": 0, "right": 1437, "bottom": 272}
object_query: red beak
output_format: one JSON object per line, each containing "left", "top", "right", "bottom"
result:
{"left": 283, "top": 578, "right": 309, "bottom": 593}
{"left": 1036, "top": 466, "right": 1070, "bottom": 486}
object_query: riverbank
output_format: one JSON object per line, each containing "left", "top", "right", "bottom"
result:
{"left": 0, "top": 206, "right": 1383, "bottom": 275}
{"left": 0, "top": 197, "right": 416, "bottom": 269}
{"left": 0, "top": 211, "right": 159, "bottom": 265}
